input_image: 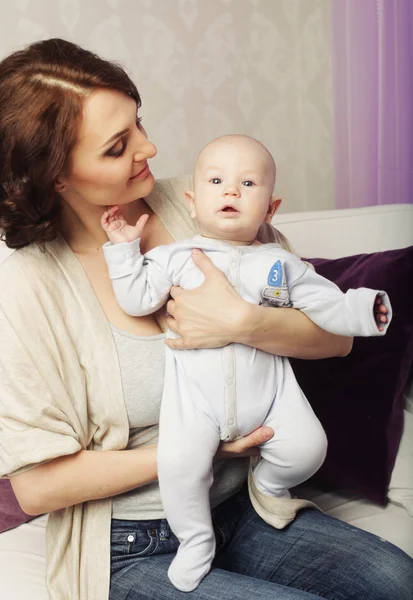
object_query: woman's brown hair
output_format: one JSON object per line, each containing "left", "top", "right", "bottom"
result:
{"left": 0, "top": 38, "right": 141, "bottom": 249}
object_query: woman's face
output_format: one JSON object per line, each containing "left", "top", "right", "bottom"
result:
{"left": 60, "top": 88, "right": 157, "bottom": 207}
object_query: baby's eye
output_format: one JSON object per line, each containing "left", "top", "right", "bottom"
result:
{"left": 242, "top": 180, "right": 255, "bottom": 187}
{"left": 210, "top": 178, "right": 222, "bottom": 184}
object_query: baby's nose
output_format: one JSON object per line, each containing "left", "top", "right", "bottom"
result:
{"left": 224, "top": 184, "right": 240, "bottom": 197}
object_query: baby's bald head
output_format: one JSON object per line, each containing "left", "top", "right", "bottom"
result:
{"left": 194, "top": 134, "right": 276, "bottom": 190}
{"left": 186, "top": 134, "right": 280, "bottom": 243}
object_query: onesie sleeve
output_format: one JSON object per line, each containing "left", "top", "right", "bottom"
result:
{"left": 0, "top": 307, "right": 82, "bottom": 478}
{"left": 285, "top": 255, "right": 392, "bottom": 337}
{"left": 103, "top": 239, "right": 173, "bottom": 316}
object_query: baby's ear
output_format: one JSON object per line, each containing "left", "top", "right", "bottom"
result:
{"left": 264, "top": 197, "right": 282, "bottom": 224}
{"left": 185, "top": 190, "right": 196, "bottom": 219}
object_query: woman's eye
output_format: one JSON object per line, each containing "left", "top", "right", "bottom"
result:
{"left": 242, "top": 180, "right": 255, "bottom": 187}
{"left": 107, "top": 140, "right": 126, "bottom": 158}
{"left": 210, "top": 178, "right": 222, "bottom": 184}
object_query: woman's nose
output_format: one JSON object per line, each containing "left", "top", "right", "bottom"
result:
{"left": 133, "top": 134, "right": 157, "bottom": 163}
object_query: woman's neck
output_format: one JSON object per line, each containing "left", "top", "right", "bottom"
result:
{"left": 59, "top": 197, "right": 148, "bottom": 254}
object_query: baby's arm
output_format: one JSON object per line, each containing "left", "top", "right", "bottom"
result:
{"left": 103, "top": 235, "right": 173, "bottom": 317}
{"left": 285, "top": 256, "right": 392, "bottom": 337}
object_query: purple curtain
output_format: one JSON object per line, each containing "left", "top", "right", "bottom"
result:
{"left": 331, "top": 0, "right": 413, "bottom": 208}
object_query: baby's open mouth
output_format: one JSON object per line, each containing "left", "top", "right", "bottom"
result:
{"left": 221, "top": 206, "right": 238, "bottom": 212}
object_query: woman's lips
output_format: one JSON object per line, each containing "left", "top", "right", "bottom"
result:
{"left": 129, "top": 163, "right": 150, "bottom": 180}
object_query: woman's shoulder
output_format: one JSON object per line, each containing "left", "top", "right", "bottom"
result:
{"left": 0, "top": 241, "right": 41, "bottom": 280}
{"left": 1, "top": 239, "right": 52, "bottom": 275}
{"left": 0, "top": 236, "right": 73, "bottom": 300}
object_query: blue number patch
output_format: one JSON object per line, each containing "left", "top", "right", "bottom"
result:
{"left": 267, "top": 260, "right": 283, "bottom": 286}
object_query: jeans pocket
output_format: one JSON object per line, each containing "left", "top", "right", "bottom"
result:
{"left": 111, "top": 528, "right": 158, "bottom": 558}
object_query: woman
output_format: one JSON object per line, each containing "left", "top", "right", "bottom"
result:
{"left": 0, "top": 39, "right": 411, "bottom": 600}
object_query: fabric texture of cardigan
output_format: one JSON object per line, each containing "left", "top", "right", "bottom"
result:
{"left": 0, "top": 177, "right": 299, "bottom": 599}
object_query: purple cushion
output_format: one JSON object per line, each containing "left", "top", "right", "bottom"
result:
{"left": 0, "top": 479, "right": 34, "bottom": 533}
{"left": 290, "top": 246, "right": 413, "bottom": 505}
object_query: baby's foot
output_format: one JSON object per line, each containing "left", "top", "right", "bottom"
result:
{"left": 167, "top": 537, "right": 215, "bottom": 592}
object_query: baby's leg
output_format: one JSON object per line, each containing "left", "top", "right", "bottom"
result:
{"left": 253, "top": 359, "right": 327, "bottom": 498}
{"left": 158, "top": 349, "right": 221, "bottom": 592}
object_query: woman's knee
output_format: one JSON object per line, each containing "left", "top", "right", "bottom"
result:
{"left": 367, "top": 538, "right": 413, "bottom": 600}
{"left": 317, "top": 513, "right": 413, "bottom": 600}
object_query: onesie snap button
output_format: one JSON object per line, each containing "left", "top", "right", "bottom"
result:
{"left": 230, "top": 260, "right": 237, "bottom": 268}
{"left": 226, "top": 377, "right": 234, "bottom": 386}
{"left": 127, "top": 535, "right": 134, "bottom": 543}
{"left": 228, "top": 419, "right": 234, "bottom": 426}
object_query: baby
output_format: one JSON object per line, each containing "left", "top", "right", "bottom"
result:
{"left": 102, "top": 135, "right": 391, "bottom": 592}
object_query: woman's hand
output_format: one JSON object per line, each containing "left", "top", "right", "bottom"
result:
{"left": 165, "top": 249, "right": 250, "bottom": 350}
{"left": 165, "top": 249, "right": 353, "bottom": 359}
{"left": 215, "top": 426, "right": 274, "bottom": 459}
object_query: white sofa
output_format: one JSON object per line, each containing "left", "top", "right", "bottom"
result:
{"left": 275, "top": 203, "right": 413, "bottom": 559}
{"left": 0, "top": 202, "right": 412, "bottom": 599}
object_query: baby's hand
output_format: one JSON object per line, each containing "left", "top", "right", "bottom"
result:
{"left": 101, "top": 205, "right": 149, "bottom": 245}
{"left": 374, "top": 295, "right": 388, "bottom": 332}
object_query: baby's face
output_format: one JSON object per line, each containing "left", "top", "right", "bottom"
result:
{"left": 188, "top": 137, "right": 277, "bottom": 242}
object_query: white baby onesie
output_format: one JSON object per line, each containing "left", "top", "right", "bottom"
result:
{"left": 103, "top": 235, "right": 391, "bottom": 592}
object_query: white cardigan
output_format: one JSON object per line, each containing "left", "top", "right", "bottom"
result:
{"left": 0, "top": 179, "right": 294, "bottom": 600}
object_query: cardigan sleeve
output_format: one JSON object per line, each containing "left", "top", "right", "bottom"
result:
{"left": 0, "top": 307, "right": 83, "bottom": 478}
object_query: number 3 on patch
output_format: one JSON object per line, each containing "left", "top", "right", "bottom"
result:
{"left": 268, "top": 260, "right": 283, "bottom": 286}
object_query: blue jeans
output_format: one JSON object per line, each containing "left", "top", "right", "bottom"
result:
{"left": 110, "top": 486, "right": 413, "bottom": 599}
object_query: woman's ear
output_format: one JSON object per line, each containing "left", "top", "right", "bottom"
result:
{"left": 185, "top": 190, "right": 196, "bottom": 219}
{"left": 54, "top": 178, "right": 68, "bottom": 193}
{"left": 264, "top": 197, "right": 282, "bottom": 224}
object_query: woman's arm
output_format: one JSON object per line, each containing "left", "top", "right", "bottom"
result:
{"left": 237, "top": 303, "right": 353, "bottom": 358}
{"left": 10, "top": 446, "right": 158, "bottom": 516}
{"left": 10, "top": 427, "right": 273, "bottom": 515}
{"left": 165, "top": 250, "right": 353, "bottom": 358}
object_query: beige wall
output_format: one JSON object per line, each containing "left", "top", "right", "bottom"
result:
{"left": 0, "top": 0, "right": 334, "bottom": 212}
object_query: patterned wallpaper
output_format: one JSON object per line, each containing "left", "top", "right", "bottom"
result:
{"left": 0, "top": 0, "right": 334, "bottom": 212}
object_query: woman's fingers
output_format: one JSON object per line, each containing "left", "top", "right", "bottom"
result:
{"left": 165, "top": 314, "right": 179, "bottom": 334}
{"left": 241, "top": 426, "right": 274, "bottom": 449}
{"left": 169, "top": 286, "right": 184, "bottom": 300}
{"left": 166, "top": 297, "right": 176, "bottom": 316}
{"left": 165, "top": 335, "right": 191, "bottom": 350}
{"left": 163, "top": 250, "right": 251, "bottom": 349}
{"left": 216, "top": 426, "right": 274, "bottom": 458}
{"left": 191, "top": 249, "right": 221, "bottom": 276}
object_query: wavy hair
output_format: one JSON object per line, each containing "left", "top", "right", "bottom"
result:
{"left": 0, "top": 38, "right": 141, "bottom": 248}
